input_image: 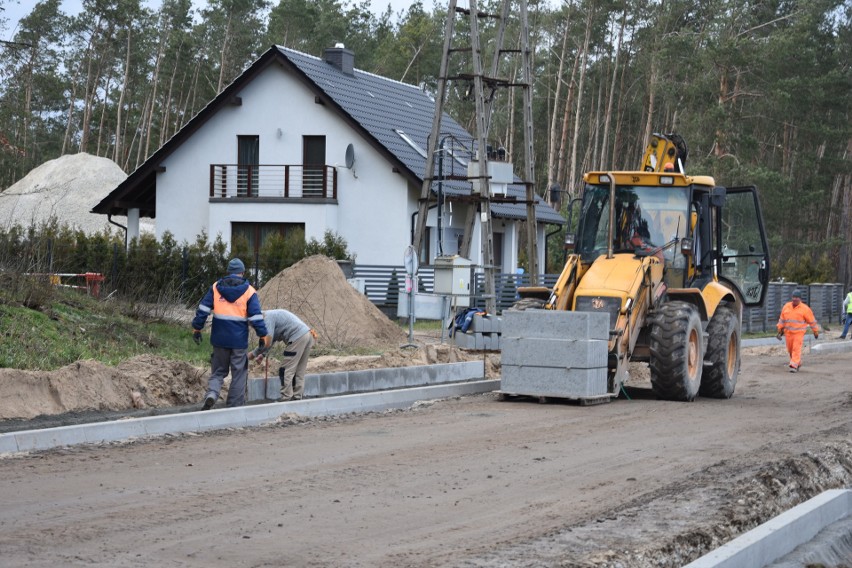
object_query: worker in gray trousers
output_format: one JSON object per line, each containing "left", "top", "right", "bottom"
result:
{"left": 249, "top": 309, "right": 316, "bottom": 402}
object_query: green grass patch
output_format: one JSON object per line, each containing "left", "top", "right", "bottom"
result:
{"left": 743, "top": 331, "right": 777, "bottom": 339}
{"left": 0, "top": 288, "right": 210, "bottom": 371}
{"left": 398, "top": 319, "right": 446, "bottom": 332}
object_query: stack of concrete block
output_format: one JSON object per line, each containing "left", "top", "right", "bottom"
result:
{"left": 454, "top": 313, "right": 501, "bottom": 350}
{"left": 500, "top": 310, "right": 610, "bottom": 400}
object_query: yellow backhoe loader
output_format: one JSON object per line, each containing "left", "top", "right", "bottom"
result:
{"left": 501, "top": 133, "right": 770, "bottom": 403}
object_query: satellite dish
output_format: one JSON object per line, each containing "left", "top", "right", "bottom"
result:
{"left": 344, "top": 144, "right": 355, "bottom": 169}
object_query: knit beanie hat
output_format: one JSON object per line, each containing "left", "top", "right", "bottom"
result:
{"left": 227, "top": 258, "right": 245, "bottom": 274}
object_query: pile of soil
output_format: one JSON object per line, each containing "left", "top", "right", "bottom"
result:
{"left": 258, "top": 255, "right": 406, "bottom": 349}
{"left": 0, "top": 354, "right": 205, "bottom": 420}
{"left": 0, "top": 152, "right": 155, "bottom": 234}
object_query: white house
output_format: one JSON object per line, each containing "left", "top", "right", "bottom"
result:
{"left": 93, "top": 45, "right": 564, "bottom": 272}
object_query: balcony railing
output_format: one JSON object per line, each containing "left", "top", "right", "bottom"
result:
{"left": 209, "top": 164, "right": 337, "bottom": 199}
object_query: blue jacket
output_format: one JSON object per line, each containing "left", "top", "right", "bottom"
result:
{"left": 192, "top": 276, "right": 268, "bottom": 349}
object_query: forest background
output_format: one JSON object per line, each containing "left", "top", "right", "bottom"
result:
{"left": 0, "top": 0, "right": 850, "bottom": 285}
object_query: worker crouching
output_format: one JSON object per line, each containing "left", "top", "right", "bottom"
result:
{"left": 249, "top": 309, "right": 316, "bottom": 402}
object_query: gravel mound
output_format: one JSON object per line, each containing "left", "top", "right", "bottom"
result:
{"left": 258, "top": 255, "right": 406, "bottom": 349}
{"left": 0, "top": 153, "right": 154, "bottom": 234}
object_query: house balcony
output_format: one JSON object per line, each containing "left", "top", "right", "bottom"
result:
{"left": 209, "top": 164, "right": 337, "bottom": 199}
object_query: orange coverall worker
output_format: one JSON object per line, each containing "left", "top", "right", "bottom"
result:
{"left": 776, "top": 299, "right": 819, "bottom": 371}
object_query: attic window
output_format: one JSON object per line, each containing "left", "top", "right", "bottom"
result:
{"left": 394, "top": 129, "right": 427, "bottom": 158}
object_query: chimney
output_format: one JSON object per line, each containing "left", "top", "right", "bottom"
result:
{"left": 323, "top": 43, "right": 355, "bottom": 76}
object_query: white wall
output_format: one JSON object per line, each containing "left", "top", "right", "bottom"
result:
{"left": 155, "top": 63, "right": 412, "bottom": 265}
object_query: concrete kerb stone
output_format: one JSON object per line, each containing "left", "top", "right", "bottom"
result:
{"left": 0, "top": 379, "right": 499, "bottom": 455}
{"left": 742, "top": 336, "right": 852, "bottom": 354}
{"left": 811, "top": 339, "right": 852, "bottom": 354}
{"left": 248, "top": 361, "right": 484, "bottom": 403}
{"left": 685, "top": 489, "right": 852, "bottom": 568}
{"left": 0, "top": 433, "right": 18, "bottom": 454}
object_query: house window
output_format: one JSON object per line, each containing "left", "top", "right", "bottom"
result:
{"left": 303, "top": 135, "right": 326, "bottom": 197}
{"left": 232, "top": 222, "right": 304, "bottom": 257}
{"left": 238, "top": 135, "right": 259, "bottom": 197}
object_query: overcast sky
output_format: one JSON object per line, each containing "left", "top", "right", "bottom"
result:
{"left": 1, "top": 0, "right": 434, "bottom": 39}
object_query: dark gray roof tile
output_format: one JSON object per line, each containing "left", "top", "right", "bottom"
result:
{"left": 279, "top": 46, "right": 564, "bottom": 225}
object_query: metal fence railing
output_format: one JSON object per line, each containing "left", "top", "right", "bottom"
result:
{"left": 353, "top": 264, "right": 845, "bottom": 330}
{"left": 209, "top": 164, "right": 337, "bottom": 199}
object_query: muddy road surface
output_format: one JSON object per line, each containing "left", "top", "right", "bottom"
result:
{"left": 1, "top": 346, "right": 851, "bottom": 567}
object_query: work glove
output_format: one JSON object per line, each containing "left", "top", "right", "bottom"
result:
{"left": 259, "top": 335, "right": 272, "bottom": 349}
{"left": 775, "top": 331, "right": 784, "bottom": 341}
{"left": 814, "top": 332, "right": 819, "bottom": 340}
{"left": 192, "top": 329, "right": 202, "bottom": 345}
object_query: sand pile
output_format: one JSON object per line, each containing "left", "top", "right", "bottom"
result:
{"left": 0, "top": 152, "right": 155, "bottom": 234}
{"left": 0, "top": 355, "right": 205, "bottom": 420}
{"left": 258, "top": 255, "right": 406, "bottom": 349}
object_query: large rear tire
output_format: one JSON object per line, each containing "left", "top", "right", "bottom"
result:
{"left": 700, "top": 304, "right": 740, "bottom": 398}
{"left": 650, "top": 301, "right": 703, "bottom": 401}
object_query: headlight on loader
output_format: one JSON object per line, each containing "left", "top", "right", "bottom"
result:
{"left": 574, "top": 296, "right": 621, "bottom": 330}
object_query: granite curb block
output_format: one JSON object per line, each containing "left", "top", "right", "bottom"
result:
{"left": 810, "top": 339, "right": 852, "bottom": 354}
{"left": 249, "top": 361, "right": 485, "bottom": 401}
{"left": 742, "top": 336, "right": 852, "bottom": 352}
{"left": 0, "top": 379, "right": 500, "bottom": 455}
{"left": 684, "top": 489, "right": 852, "bottom": 568}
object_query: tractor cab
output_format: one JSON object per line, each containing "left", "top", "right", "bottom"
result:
{"left": 572, "top": 170, "right": 770, "bottom": 307}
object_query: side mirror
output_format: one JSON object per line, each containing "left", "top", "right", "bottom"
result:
{"left": 711, "top": 186, "right": 726, "bottom": 207}
{"left": 563, "top": 232, "right": 575, "bottom": 251}
{"left": 680, "top": 237, "right": 694, "bottom": 257}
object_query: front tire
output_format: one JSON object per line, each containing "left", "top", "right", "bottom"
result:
{"left": 700, "top": 304, "right": 740, "bottom": 398}
{"left": 650, "top": 301, "right": 704, "bottom": 401}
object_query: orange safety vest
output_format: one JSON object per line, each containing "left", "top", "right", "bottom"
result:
{"left": 212, "top": 282, "right": 255, "bottom": 322}
{"left": 777, "top": 302, "right": 819, "bottom": 334}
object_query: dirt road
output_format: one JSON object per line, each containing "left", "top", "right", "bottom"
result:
{"left": 1, "top": 345, "right": 850, "bottom": 567}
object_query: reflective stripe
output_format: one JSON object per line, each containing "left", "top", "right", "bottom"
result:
{"left": 213, "top": 314, "right": 248, "bottom": 322}
{"left": 197, "top": 304, "right": 211, "bottom": 313}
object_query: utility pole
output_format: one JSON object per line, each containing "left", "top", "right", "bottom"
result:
{"left": 411, "top": 0, "right": 539, "bottom": 314}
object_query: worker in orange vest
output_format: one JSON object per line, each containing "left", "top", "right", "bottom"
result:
{"left": 192, "top": 258, "right": 270, "bottom": 408}
{"left": 776, "top": 290, "right": 820, "bottom": 372}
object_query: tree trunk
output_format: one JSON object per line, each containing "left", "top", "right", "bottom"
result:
{"left": 145, "top": 36, "right": 166, "bottom": 159}
{"left": 568, "top": 5, "right": 593, "bottom": 198}
{"left": 114, "top": 30, "right": 132, "bottom": 163}
{"left": 590, "top": 54, "right": 603, "bottom": 170}
{"left": 642, "top": 57, "right": 658, "bottom": 156}
{"left": 216, "top": 13, "right": 233, "bottom": 93}
{"left": 599, "top": 10, "right": 625, "bottom": 169}
{"left": 555, "top": 47, "right": 580, "bottom": 194}
{"left": 546, "top": 22, "right": 570, "bottom": 203}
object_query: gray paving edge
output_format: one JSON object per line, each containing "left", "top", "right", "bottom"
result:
{"left": 743, "top": 336, "right": 852, "bottom": 353}
{"left": 0, "top": 379, "right": 500, "bottom": 455}
{"left": 249, "top": 360, "right": 485, "bottom": 401}
{"left": 684, "top": 489, "right": 852, "bottom": 568}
